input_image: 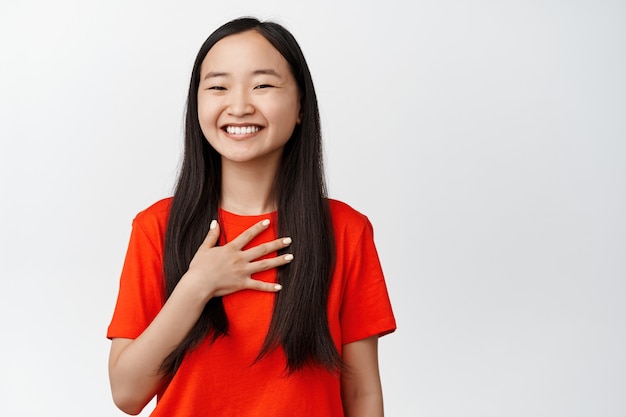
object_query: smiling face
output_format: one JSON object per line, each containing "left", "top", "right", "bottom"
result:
{"left": 197, "top": 30, "right": 301, "bottom": 169}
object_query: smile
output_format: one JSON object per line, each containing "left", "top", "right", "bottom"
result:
{"left": 224, "top": 125, "right": 261, "bottom": 135}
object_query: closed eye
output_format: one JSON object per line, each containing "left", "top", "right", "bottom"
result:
{"left": 254, "top": 84, "right": 274, "bottom": 89}
{"left": 208, "top": 86, "right": 226, "bottom": 91}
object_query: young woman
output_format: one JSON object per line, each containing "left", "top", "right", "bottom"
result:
{"left": 107, "top": 17, "right": 396, "bottom": 417}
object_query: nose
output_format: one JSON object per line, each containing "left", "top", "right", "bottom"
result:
{"left": 227, "top": 88, "right": 254, "bottom": 117}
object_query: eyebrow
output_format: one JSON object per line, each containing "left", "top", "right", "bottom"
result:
{"left": 202, "top": 68, "right": 282, "bottom": 80}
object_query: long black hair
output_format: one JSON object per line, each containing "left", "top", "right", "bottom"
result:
{"left": 161, "top": 17, "right": 339, "bottom": 376}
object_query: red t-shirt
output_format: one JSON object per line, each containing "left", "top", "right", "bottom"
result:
{"left": 107, "top": 198, "right": 396, "bottom": 416}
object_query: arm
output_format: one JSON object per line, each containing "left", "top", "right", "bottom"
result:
{"left": 341, "top": 336, "right": 385, "bottom": 417}
{"left": 108, "top": 219, "right": 292, "bottom": 415}
{"left": 108, "top": 274, "right": 217, "bottom": 415}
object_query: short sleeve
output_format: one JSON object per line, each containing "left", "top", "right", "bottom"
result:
{"left": 107, "top": 213, "right": 166, "bottom": 339}
{"left": 339, "top": 218, "right": 396, "bottom": 345}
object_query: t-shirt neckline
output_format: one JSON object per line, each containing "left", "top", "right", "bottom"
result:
{"left": 218, "top": 207, "right": 278, "bottom": 228}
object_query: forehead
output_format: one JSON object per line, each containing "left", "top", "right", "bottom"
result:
{"left": 200, "top": 30, "right": 290, "bottom": 74}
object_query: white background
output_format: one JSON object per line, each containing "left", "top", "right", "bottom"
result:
{"left": 1, "top": 0, "right": 625, "bottom": 416}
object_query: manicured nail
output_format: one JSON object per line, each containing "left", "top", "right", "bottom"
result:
{"left": 262, "top": 219, "right": 270, "bottom": 227}
{"left": 284, "top": 254, "right": 294, "bottom": 261}
{"left": 274, "top": 284, "right": 283, "bottom": 290}
{"left": 210, "top": 220, "right": 217, "bottom": 230}
{"left": 283, "top": 237, "right": 292, "bottom": 245}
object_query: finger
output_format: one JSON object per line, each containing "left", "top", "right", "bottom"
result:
{"left": 247, "top": 253, "right": 294, "bottom": 274}
{"left": 201, "top": 219, "right": 220, "bottom": 248}
{"left": 229, "top": 218, "right": 271, "bottom": 250}
{"left": 243, "top": 237, "right": 292, "bottom": 261}
{"left": 245, "top": 278, "right": 283, "bottom": 293}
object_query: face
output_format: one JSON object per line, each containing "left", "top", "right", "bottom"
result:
{"left": 197, "top": 30, "right": 301, "bottom": 168}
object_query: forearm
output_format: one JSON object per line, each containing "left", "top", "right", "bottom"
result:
{"left": 109, "top": 273, "right": 212, "bottom": 414}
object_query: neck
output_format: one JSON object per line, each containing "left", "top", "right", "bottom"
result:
{"left": 219, "top": 158, "right": 280, "bottom": 215}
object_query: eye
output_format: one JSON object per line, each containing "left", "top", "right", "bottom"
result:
{"left": 207, "top": 86, "right": 226, "bottom": 91}
{"left": 254, "top": 84, "right": 274, "bottom": 89}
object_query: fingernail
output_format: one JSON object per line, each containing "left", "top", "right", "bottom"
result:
{"left": 283, "top": 237, "right": 292, "bottom": 245}
{"left": 284, "top": 254, "right": 294, "bottom": 261}
{"left": 274, "top": 284, "right": 283, "bottom": 290}
{"left": 210, "top": 220, "right": 217, "bottom": 230}
{"left": 262, "top": 219, "right": 270, "bottom": 227}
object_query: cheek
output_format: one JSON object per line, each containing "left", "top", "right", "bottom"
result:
{"left": 197, "top": 100, "right": 219, "bottom": 133}
{"left": 197, "top": 98, "right": 213, "bottom": 119}
{"left": 267, "top": 98, "right": 300, "bottom": 129}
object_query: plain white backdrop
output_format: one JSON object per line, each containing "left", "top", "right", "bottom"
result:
{"left": 1, "top": 0, "right": 625, "bottom": 416}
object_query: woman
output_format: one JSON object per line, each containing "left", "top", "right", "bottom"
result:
{"left": 107, "top": 17, "right": 395, "bottom": 416}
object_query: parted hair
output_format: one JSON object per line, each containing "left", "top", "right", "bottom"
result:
{"left": 161, "top": 17, "right": 340, "bottom": 376}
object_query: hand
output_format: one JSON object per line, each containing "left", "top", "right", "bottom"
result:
{"left": 185, "top": 218, "right": 293, "bottom": 298}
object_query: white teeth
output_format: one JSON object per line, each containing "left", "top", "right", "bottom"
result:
{"left": 226, "top": 125, "right": 260, "bottom": 134}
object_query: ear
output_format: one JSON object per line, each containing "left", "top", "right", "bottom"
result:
{"left": 296, "top": 94, "right": 303, "bottom": 124}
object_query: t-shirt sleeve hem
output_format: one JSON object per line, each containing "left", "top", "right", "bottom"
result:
{"left": 106, "top": 325, "right": 143, "bottom": 340}
{"left": 341, "top": 319, "right": 397, "bottom": 345}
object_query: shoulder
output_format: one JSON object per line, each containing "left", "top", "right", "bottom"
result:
{"left": 132, "top": 197, "right": 173, "bottom": 236}
{"left": 328, "top": 199, "right": 372, "bottom": 235}
{"left": 328, "top": 199, "right": 367, "bottom": 221}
